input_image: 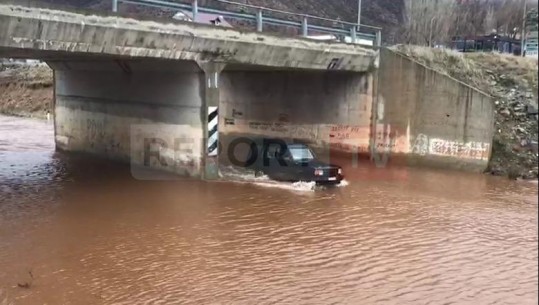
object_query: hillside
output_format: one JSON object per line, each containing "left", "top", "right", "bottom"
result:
{"left": 33, "top": 0, "right": 405, "bottom": 42}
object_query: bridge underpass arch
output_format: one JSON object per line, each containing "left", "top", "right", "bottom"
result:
{"left": 44, "top": 57, "right": 209, "bottom": 179}
{"left": 218, "top": 64, "right": 376, "bottom": 173}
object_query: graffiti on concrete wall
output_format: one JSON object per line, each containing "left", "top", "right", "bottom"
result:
{"left": 374, "top": 129, "right": 397, "bottom": 151}
{"left": 327, "top": 58, "right": 343, "bottom": 70}
{"left": 224, "top": 119, "right": 371, "bottom": 153}
{"left": 225, "top": 118, "right": 491, "bottom": 161}
{"left": 429, "top": 138, "right": 490, "bottom": 160}
{"left": 411, "top": 134, "right": 429, "bottom": 156}
{"left": 87, "top": 118, "right": 105, "bottom": 141}
{"left": 248, "top": 121, "right": 288, "bottom": 133}
{"left": 232, "top": 109, "right": 243, "bottom": 118}
{"left": 328, "top": 125, "right": 370, "bottom": 153}
{"left": 329, "top": 125, "right": 364, "bottom": 140}
{"left": 412, "top": 133, "right": 490, "bottom": 160}
{"left": 245, "top": 121, "right": 319, "bottom": 140}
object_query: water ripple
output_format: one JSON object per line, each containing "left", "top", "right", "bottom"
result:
{"left": 0, "top": 115, "right": 537, "bottom": 304}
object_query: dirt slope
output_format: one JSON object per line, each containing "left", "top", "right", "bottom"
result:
{"left": 0, "top": 63, "right": 53, "bottom": 119}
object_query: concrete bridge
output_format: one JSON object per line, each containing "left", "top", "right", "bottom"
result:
{"left": 0, "top": 3, "right": 496, "bottom": 179}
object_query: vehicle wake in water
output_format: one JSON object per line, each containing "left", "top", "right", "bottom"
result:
{"left": 219, "top": 165, "right": 349, "bottom": 192}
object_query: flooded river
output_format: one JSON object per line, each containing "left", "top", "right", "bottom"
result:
{"left": 0, "top": 115, "right": 537, "bottom": 305}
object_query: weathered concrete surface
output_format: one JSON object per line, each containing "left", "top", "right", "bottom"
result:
{"left": 376, "top": 48, "right": 495, "bottom": 171}
{"left": 218, "top": 69, "right": 373, "bottom": 164}
{"left": 52, "top": 59, "right": 204, "bottom": 177}
{"left": 0, "top": 4, "right": 378, "bottom": 72}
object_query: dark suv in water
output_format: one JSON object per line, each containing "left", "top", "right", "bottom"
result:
{"left": 240, "top": 138, "right": 344, "bottom": 184}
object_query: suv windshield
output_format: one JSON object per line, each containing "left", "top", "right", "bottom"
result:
{"left": 288, "top": 147, "right": 315, "bottom": 161}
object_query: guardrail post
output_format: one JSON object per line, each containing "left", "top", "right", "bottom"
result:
{"left": 376, "top": 30, "right": 382, "bottom": 47}
{"left": 302, "top": 17, "right": 308, "bottom": 37}
{"left": 350, "top": 26, "right": 357, "bottom": 44}
{"left": 256, "top": 9, "right": 263, "bottom": 32}
{"left": 112, "top": 0, "right": 118, "bottom": 12}
{"left": 192, "top": 0, "right": 198, "bottom": 22}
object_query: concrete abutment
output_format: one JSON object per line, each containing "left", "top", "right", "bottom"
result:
{"left": 374, "top": 49, "right": 495, "bottom": 172}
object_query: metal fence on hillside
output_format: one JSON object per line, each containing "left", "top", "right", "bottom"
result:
{"left": 112, "top": 0, "right": 382, "bottom": 47}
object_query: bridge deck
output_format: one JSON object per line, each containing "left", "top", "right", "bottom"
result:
{"left": 0, "top": 4, "right": 378, "bottom": 71}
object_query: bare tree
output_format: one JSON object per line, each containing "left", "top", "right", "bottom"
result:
{"left": 402, "top": 0, "right": 456, "bottom": 45}
{"left": 484, "top": 6, "right": 497, "bottom": 34}
{"left": 402, "top": 0, "right": 538, "bottom": 45}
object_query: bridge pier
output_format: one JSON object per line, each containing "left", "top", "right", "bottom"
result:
{"left": 197, "top": 61, "right": 226, "bottom": 180}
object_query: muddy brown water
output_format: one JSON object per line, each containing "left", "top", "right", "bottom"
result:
{"left": 0, "top": 115, "right": 537, "bottom": 305}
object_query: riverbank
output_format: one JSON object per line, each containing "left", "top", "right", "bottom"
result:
{"left": 0, "top": 62, "right": 52, "bottom": 120}
{"left": 393, "top": 45, "right": 538, "bottom": 180}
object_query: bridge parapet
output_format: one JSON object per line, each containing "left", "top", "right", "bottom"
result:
{"left": 114, "top": 0, "right": 382, "bottom": 47}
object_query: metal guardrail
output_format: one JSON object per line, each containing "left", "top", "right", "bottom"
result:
{"left": 112, "top": 0, "right": 382, "bottom": 47}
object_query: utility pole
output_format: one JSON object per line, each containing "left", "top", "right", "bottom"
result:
{"left": 357, "top": 0, "right": 362, "bottom": 30}
{"left": 521, "top": 0, "right": 527, "bottom": 57}
{"left": 429, "top": 17, "right": 435, "bottom": 47}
